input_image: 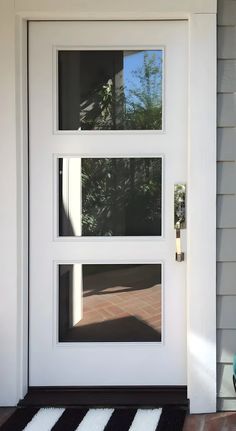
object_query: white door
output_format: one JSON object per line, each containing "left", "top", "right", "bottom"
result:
{"left": 29, "top": 20, "right": 187, "bottom": 386}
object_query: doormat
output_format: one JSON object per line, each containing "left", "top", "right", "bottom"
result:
{"left": 0, "top": 407, "right": 186, "bottom": 431}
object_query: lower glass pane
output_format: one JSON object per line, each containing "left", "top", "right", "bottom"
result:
{"left": 59, "top": 264, "right": 162, "bottom": 342}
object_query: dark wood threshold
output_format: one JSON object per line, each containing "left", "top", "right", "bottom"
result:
{"left": 19, "top": 386, "right": 188, "bottom": 409}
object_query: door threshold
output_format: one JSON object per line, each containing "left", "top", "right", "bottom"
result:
{"left": 19, "top": 386, "right": 188, "bottom": 408}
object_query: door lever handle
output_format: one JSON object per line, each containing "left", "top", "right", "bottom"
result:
{"left": 175, "top": 227, "right": 184, "bottom": 262}
{"left": 174, "top": 184, "right": 186, "bottom": 262}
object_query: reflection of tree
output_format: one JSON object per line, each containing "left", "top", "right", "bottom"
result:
{"left": 125, "top": 52, "right": 162, "bottom": 129}
{"left": 80, "top": 51, "right": 162, "bottom": 130}
{"left": 80, "top": 79, "right": 116, "bottom": 130}
{"left": 82, "top": 158, "right": 162, "bottom": 236}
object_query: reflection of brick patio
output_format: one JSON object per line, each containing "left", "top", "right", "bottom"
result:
{"left": 75, "top": 265, "right": 162, "bottom": 341}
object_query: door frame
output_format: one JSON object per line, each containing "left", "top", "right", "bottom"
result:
{"left": 2, "top": 0, "right": 216, "bottom": 414}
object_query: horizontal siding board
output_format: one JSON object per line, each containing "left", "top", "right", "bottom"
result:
{"left": 217, "top": 329, "right": 236, "bottom": 362}
{"left": 217, "top": 128, "right": 236, "bottom": 161}
{"left": 218, "top": 363, "right": 236, "bottom": 397}
{"left": 217, "top": 229, "right": 236, "bottom": 261}
{"left": 218, "top": 0, "right": 236, "bottom": 26}
{"left": 218, "top": 94, "right": 236, "bottom": 127}
{"left": 217, "top": 195, "right": 236, "bottom": 228}
{"left": 217, "top": 262, "right": 236, "bottom": 294}
{"left": 218, "top": 60, "right": 236, "bottom": 93}
{"left": 217, "top": 0, "right": 236, "bottom": 411}
{"left": 218, "top": 27, "right": 236, "bottom": 59}
{"left": 217, "top": 162, "right": 235, "bottom": 194}
{"left": 217, "top": 296, "right": 236, "bottom": 328}
{"left": 217, "top": 398, "right": 236, "bottom": 410}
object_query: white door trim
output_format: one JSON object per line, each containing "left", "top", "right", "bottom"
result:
{"left": 0, "top": 1, "right": 216, "bottom": 413}
{"left": 187, "top": 13, "right": 217, "bottom": 413}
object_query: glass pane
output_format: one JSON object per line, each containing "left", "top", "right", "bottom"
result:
{"left": 58, "top": 50, "right": 163, "bottom": 130}
{"left": 59, "top": 158, "right": 162, "bottom": 236}
{"left": 59, "top": 264, "right": 162, "bottom": 342}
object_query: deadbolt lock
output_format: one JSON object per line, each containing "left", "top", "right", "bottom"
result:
{"left": 174, "top": 184, "right": 186, "bottom": 262}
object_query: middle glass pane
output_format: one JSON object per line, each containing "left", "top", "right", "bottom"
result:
{"left": 58, "top": 157, "right": 162, "bottom": 236}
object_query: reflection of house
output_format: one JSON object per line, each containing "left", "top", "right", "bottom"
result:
{"left": 59, "top": 51, "right": 124, "bottom": 130}
{"left": 59, "top": 264, "right": 162, "bottom": 342}
{"left": 0, "top": 0, "right": 235, "bottom": 420}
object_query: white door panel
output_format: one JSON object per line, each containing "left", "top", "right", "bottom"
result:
{"left": 29, "top": 20, "right": 187, "bottom": 386}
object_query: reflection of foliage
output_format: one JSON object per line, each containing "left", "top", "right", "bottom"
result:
{"left": 98, "top": 79, "right": 114, "bottom": 126}
{"left": 80, "top": 51, "right": 162, "bottom": 130}
{"left": 80, "top": 79, "right": 116, "bottom": 130}
{"left": 125, "top": 52, "right": 162, "bottom": 129}
{"left": 82, "top": 158, "right": 162, "bottom": 236}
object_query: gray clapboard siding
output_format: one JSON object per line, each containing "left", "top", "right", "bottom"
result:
{"left": 218, "top": 364, "right": 235, "bottom": 397}
{"left": 217, "top": 162, "right": 235, "bottom": 194}
{"left": 217, "top": 0, "right": 236, "bottom": 411}
{"left": 217, "top": 128, "right": 236, "bottom": 161}
{"left": 218, "top": 27, "right": 236, "bottom": 59}
{"left": 217, "top": 195, "right": 236, "bottom": 227}
{"left": 218, "top": 398, "right": 236, "bottom": 411}
{"left": 217, "top": 296, "right": 236, "bottom": 328}
{"left": 217, "top": 329, "right": 236, "bottom": 363}
{"left": 217, "top": 262, "right": 236, "bottom": 294}
{"left": 217, "top": 229, "right": 236, "bottom": 261}
{"left": 218, "top": 94, "right": 236, "bottom": 127}
{"left": 218, "top": 60, "right": 236, "bottom": 93}
{"left": 218, "top": 0, "right": 236, "bottom": 26}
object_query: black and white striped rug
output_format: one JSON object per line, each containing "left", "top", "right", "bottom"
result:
{"left": 0, "top": 407, "right": 186, "bottom": 431}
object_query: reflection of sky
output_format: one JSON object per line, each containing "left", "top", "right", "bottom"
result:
{"left": 124, "top": 50, "right": 162, "bottom": 99}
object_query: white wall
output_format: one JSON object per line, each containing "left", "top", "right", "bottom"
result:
{"left": 0, "top": 0, "right": 19, "bottom": 406}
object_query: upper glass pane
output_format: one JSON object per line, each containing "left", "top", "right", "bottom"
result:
{"left": 58, "top": 50, "right": 163, "bottom": 130}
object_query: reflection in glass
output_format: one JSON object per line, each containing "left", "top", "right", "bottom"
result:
{"left": 59, "top": 264, "right": 162, "bottom": 342}
{"left": 58, "top": 50, "right": 162, "bottom": 130}
{"left": 59, "top": 158, "right": 162, "bottom": 237}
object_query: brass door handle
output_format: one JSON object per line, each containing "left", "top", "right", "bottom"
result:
{"left": 176, "top": 228, "right": 184, "bottom": 262}
{"left": 174, "top": 184, "right": 186, "bottom": 262}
